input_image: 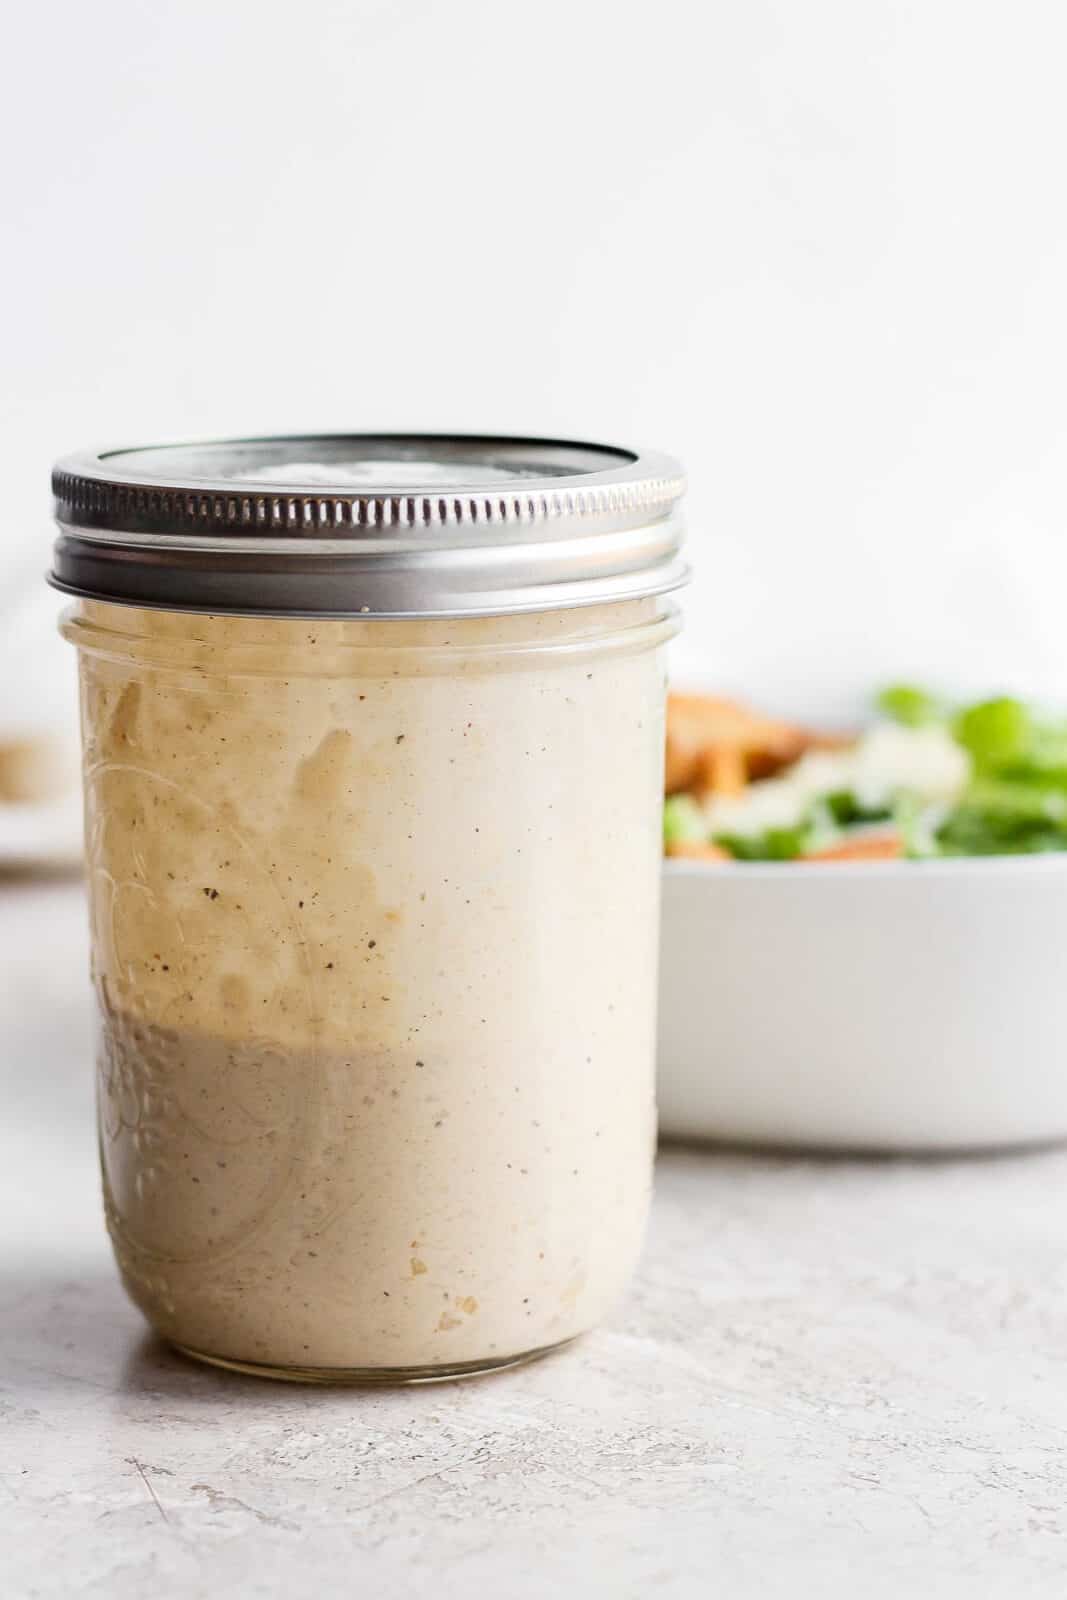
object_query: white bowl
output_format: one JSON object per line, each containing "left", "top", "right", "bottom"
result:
{"left": 657, "top": 855, "right": 1067, "bottom": 1151}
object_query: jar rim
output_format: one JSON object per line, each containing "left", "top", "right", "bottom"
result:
{"left": 60, "top": 596, "right": 681, "bottom": 678}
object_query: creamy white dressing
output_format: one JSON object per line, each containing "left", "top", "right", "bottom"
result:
{"left": 71, "top": 599, "right": 667, "bottom": 1375}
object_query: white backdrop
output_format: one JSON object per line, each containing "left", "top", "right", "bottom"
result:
{"left": 6, "top": 0, "right": 1067, "bottom": 727}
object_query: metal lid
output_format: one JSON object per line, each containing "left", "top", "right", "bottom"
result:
{"left": 50, "top": 433, "right": 687, "bottom": 619}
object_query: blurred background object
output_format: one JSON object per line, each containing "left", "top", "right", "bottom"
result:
{"left": 7, "top": 0, "right": 1067, "bottom": 784}
{"left": 0, "top": 578, "right": 82, "bottom": 867}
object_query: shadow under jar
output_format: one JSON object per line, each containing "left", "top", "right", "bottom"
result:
{"left": 51, "top": 433, "right": 686, "bottom": 1382}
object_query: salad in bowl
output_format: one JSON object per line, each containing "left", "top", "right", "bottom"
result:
{"left": 663, "top": 685, "right": 1067, "bottom": 863}
{"left": 657, "top": 684, "right": 1067, "bottom": 1150}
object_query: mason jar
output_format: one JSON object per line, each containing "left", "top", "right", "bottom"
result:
{"left": 51, "top": 434, "right": 686, "bottom": 1382}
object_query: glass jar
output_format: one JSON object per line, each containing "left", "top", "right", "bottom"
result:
{"left": 52, "top": 434, "right": 686, "bottom": 1382}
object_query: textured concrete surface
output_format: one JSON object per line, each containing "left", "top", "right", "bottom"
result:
{"left": 3, "top": 880, "right": 1067, "bottom": 1598}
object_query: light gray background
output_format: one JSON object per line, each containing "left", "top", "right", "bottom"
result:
{"left": 6, "top": 0, "right": 1067, "bottom": 722}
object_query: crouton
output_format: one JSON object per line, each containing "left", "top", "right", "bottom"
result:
{"left": 802, "top": 833, "right": 904, "bottom": 863}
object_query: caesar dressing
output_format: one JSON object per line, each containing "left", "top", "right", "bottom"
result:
{"left": 53, "top": 433, "right": 685, "bottom": 1379}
